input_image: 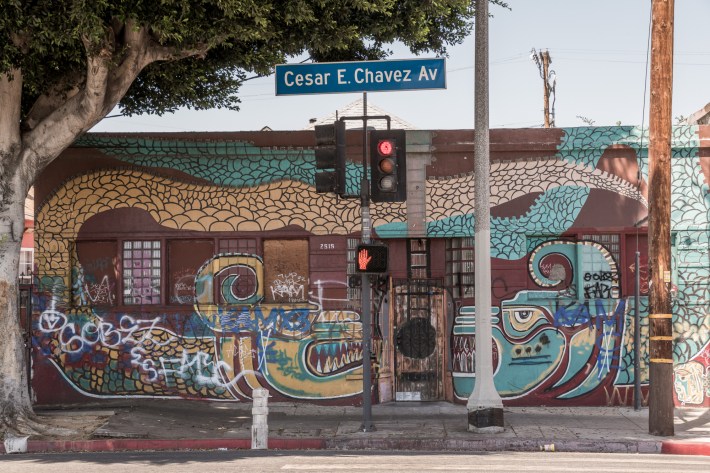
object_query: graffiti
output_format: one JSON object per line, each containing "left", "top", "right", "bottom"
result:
{"left": 82, "top": 257, "right": 113, "bottom": 275}
{"left": 214, "top": 306, "right": 313, "bottom": 336}
{"left": 32, "top": 126, "right": 708, "bottom": 407}
{"left": 83, "top": 275, "right": 115, "bottom": 305}
{"left": 583, "top": 271, "right": 619, "bottom": 299}
{"left": 39, "top": 310, "right": 174, "bottom": 356}
{"left": 171, "top": 270, "right": 196, "bottom": 304}
{"left": 270, "top": 272, "right": 306, "bottom": 301}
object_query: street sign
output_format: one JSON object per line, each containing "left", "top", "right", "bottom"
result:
{"left": 275, "top": 58, "right": 446, "bottom": 96}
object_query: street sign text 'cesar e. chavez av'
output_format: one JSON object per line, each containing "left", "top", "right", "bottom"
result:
{"left": 275, "top": 58, "right": 446, "bottom": 95}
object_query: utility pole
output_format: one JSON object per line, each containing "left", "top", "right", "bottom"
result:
{"left": 648, "top": 0, "right": 675, "bottom": 437}
{"left": 531, "top": 49, "right": 556, "bottom": 127}
{"left": 467, "top": 0, "right": 504, "bottom": 433}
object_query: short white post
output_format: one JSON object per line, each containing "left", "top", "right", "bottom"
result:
{"left": 251, "top": 388, "right": 269, "bottom": 449}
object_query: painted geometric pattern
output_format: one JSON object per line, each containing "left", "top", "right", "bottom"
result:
{"left": 35, "top": 168, "right": 405, "bottom": 275}
{"left": 75, "top": 136, "right": 367, "bottom": 196}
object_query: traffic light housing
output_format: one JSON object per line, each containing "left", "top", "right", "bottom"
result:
{"left": 370, "top": 129, "right": 406, "bottom": 203}
{"left": 314, "top": 121, "right": 346, "bottom": 195}
{"left": 355, "top": 244, "right": 388, "bottom": 274}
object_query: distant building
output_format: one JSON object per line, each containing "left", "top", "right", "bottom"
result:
{"left": 304, "top": 98, "right": 416, "bottom": 130}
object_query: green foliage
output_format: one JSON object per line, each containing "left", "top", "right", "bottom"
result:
{"left": 1, "top": 0, "right": 508, "bottom": 118}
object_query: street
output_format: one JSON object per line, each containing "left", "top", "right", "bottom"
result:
{"left": 1, "top": 450, "right": 709, "bottom": 472}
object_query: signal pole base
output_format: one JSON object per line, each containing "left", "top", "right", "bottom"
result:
{"left": 467, "top": 407, "right": 504, "bottom": 433}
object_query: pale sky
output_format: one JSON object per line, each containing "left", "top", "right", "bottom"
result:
{"left": 92, "top": 0, "right": 710, "bottom": 133}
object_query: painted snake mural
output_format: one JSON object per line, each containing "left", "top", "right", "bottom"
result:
{"left": 32, "top": 126, "right": 709, "bottom": 406}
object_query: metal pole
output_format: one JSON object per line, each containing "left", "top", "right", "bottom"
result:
{"left": 360, "top": 92, "right": 375, "bottom": 432}
{"left": 467, "top": 0, "right": 504, "bottom": 432}
{"left": 634, "top": 251, "right": 642, "bottom": 410}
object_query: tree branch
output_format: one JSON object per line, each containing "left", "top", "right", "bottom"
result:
{"left": 23, "top": 43, "right": 113, "bottom": 180}
{"left": 0, "top": 69, "right": 22, "bottom": 159}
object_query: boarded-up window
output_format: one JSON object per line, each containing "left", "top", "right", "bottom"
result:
{"left": 264, "top": 240, "right": 309, "bottom": 303}
{"left": 168, "top": 240, "right": 214, "bottom": 305}
{"left": 74, "top": 241, "right": 118, "bottom": 306}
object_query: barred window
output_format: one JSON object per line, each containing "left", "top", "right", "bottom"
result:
{"left": 123, "top": 240, "right": 161, "bottom": 305}
{"left": 409, "top": 239, "right": 429, "bottom": 279}
{"left": 446, "top": 238, "right": 474, "bottom": 299}
{"left": 219, "top": 238, "right": 257, "bottom": 255}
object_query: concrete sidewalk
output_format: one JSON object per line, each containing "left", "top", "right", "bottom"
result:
{"left": 3, "top": 401, "right": 709, "bottom": 456}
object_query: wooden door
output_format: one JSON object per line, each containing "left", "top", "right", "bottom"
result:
{"left": 393, "top": 279, "right": 445, "bottom": 401}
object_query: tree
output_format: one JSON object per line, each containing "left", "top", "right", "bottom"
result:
{"left": 0, "top": 0, "right": 508, "bottom": 436}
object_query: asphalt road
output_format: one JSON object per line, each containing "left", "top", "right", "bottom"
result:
{"left": 1, "top": 450, "right": 709, "bottom": 472}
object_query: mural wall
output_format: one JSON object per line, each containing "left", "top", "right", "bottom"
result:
{"left": 32, "top": 127, "right": 709, "bottom": 407}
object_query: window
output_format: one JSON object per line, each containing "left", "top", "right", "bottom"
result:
{"left": 580, "top": 234, "right": 620, "bottom": 299}
{"left": 123, "top": 240, "right": 161, "bottom": 305}
{"left": 75, "top": 241, "right": 118, "bottom": 306}
{"left": 581, "top": 234, "right": 620, "bottom": 265}
{"left": 408, "top": 239, "right": 429, "bottom": 279}
{"left": 219, "top": 238, "right": 257, "bottom": 255}
{"left": 263, "top": 239, "right": 308, "bottom": 303}
{"left": 168, "top": 240, "right": 214, "bottom": 305}
{"left": 446, "top": 238, "right": 474, "bottom": 299}
{"left": 19, "top": 249, "right": 33, "bottom": 285}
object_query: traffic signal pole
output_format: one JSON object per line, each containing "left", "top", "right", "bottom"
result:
{"left": 360, "top": 92, "right": 375, "bottom": 432}
{"left": 320, "top": 98, "right": 393, "bottom": 432}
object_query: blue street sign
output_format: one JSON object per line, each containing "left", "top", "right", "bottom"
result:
{"left": 275, "top": 58, "right": 446, "bottom": 96}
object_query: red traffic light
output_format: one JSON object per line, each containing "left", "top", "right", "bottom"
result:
{"left": 377, "top": 139, "right": 394, "bottom": 156}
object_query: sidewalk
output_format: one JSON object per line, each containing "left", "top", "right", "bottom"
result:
{"left": 3, "top": 401, "right": 709, "bottom": 456}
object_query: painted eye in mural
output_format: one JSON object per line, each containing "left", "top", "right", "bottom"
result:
{"left": 513, "top": 310, "right": 533, "bottom": 325}
{"left": 506, "top": 307, "right": 548, "bottom": 335}
{"left": 536, "top": 253, "right": 574, "bottom": 288}
{"left": 215, "top": 264, "right": 258, "bottom": 303}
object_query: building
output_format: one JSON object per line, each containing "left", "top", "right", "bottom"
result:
{"left": 31, "top": 126, "right": 710, "bottom": 407}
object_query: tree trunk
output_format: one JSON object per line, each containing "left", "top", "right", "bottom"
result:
{"left": 0, "top": 168, "right": 35, "bottom": 435}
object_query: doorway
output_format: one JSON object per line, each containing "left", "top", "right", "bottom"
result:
{"left": 392, "top": 278, "right": 445, "bottom": 401}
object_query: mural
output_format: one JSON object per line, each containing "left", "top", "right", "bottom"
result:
{"left": 452, "top": 241, "right": 642, "bottom": 405}
{"left": 32, "top": 126, "right": 709, "bottom": 406}
{"left": 35, "top": 255, "right": 365, "bottom": 401}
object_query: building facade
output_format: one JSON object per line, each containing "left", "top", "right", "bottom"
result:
{"left": 31, "top": 127, "right": 710, "bottom": 407}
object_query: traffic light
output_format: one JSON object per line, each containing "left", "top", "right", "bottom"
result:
{"left": 314, "top": 121, "right": 346, "bottom": 195}
{"left": 355, "top": 244, "right": 388, "bottom": 273}
{"left": 370, "top": 129, "right": 406, "bottom": 203}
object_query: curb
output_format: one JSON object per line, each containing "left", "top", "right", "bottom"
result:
{"left": 661, "top": 440, "right": 710, "bottom": 456}
{"left": 5, "top": 437, "right": 709, "bottom": 456}
{"left": 325, "top": 438, "right": 662, "bottom": 454}
{"left": 1, "top": 438, "right": 325, "bottom": 454}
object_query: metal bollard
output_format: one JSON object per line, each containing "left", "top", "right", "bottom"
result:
{"left": 251, "top": 388, "right": 269, "bottom": 449}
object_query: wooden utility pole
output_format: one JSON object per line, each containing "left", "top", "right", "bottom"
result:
{"left": 648, "top": 0, "right": 675, "bottom": 437}
{"left": 541, "top": 51, "right": 552, "bottom": 128}
{"left": 532, "top": 49, "right": 555, "bottom": 128}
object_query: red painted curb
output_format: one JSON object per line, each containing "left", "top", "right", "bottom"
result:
{"left": 661, "top": 441, "right": 710, "bottom": 456}
{"left": 1, "top": 438, "right": 326, "bottom": 454}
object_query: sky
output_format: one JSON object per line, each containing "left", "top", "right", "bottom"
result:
{"left": 91, "top": 0, "right": 710, "bottom": 133}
